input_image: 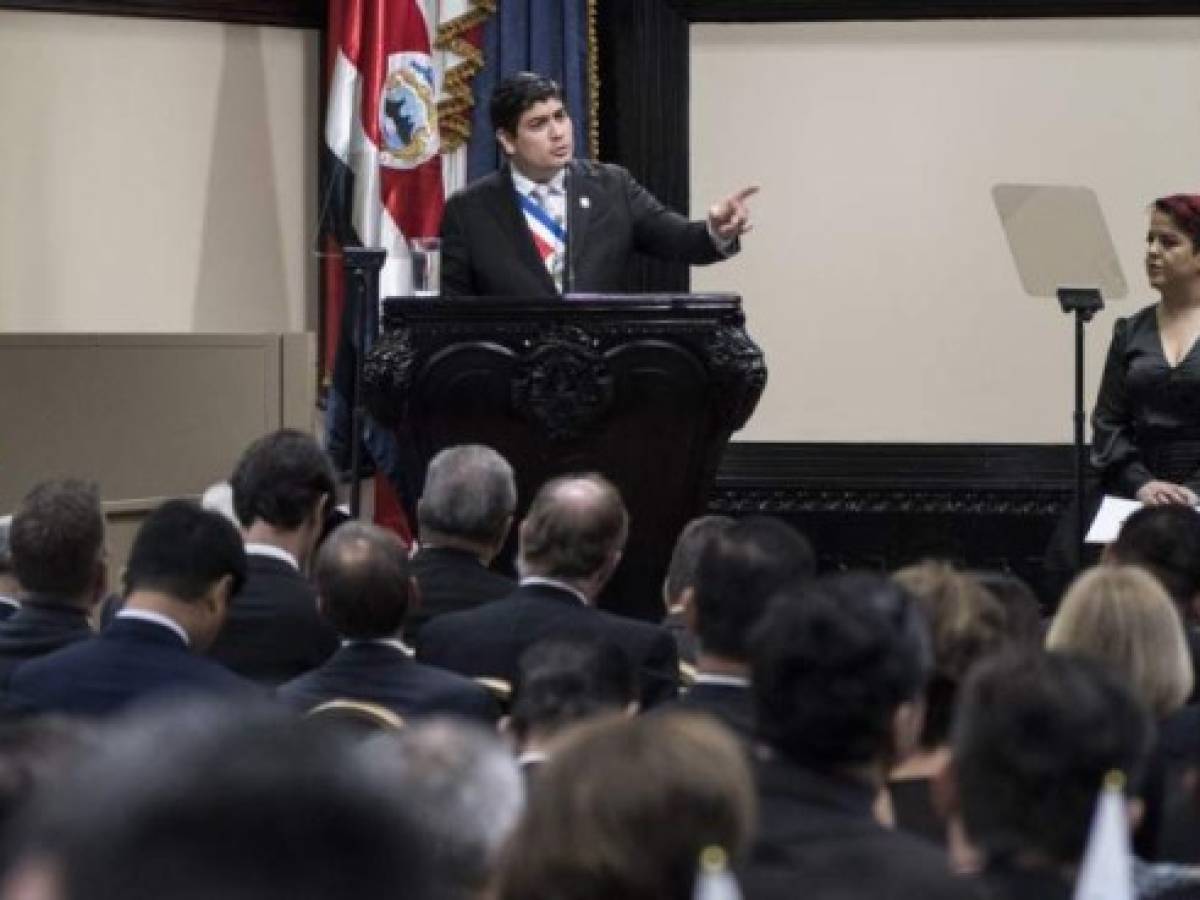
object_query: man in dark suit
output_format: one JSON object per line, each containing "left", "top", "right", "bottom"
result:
{"left": 670, "top": 516, "right": 814, "bottom": 741}
{"left": 417, "top": 473, "right": 679, "bottom": 707}
{"left": 8, "top": 500, "right": 252, "bottom": 716}
{"left": 741, "top": 573, "right": 971, "bottom": 900}
{"left": 406, "top": 444, "right": 517, "bottom": 643}
{"left": 440, "top": 71, "right": 757, "bottom": 297}
{"left": 208, "top": 429, "right": 340, "bottom": 685}
{"left": 952, "top": 652, "right": 1153, "bottom": 900}
{"left": 278, "top": 522, "right": 496, "bottom": 722}
{"left": 0, "top": 480, "right": 107, "bottom": 682}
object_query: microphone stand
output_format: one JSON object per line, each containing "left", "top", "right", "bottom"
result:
{"left": 341, "top": 246, "right": 386, "bottom": 518}
{"left": 1057, "top": 287, "right": 1104, "bottom": 567}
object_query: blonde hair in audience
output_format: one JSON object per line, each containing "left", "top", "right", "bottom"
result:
{"left": 1047, "top": 564, "right": 1193, "bottom": 717}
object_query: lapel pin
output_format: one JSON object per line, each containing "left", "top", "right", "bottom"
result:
{"left": 580, "top": 196, "right": 591, "bottom": 209}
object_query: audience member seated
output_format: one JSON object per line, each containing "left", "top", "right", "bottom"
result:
{"left": 889, "top": 561, "right": 1009, "bottom": 848}
{"left": 278, "top": 522, "right": 497, "bottom": 723}
{"left": 1106, "top": 505, "right": 1200, "bottom": 702}
{"left": 1, "top": 701, "right": 436, "bottom": 900}
{"left": 0, "top": 481, "right": 106, "bottom": 684}
{"left": 208, "top": 429, "right": 340, "bottom": 685}
{"left": 0, "top": 717, "right": 98, "bottom": 870}
{"left": 969, "top": 569, "right": 1046, "bottom": 647}
{"left": 7, "top": 501, "right": 253, "bottom": 717}
{"left": 418, "top": 473, "right": 680, "bottom": 707}
{"left": 950, "top": 650, "right": 1182, "bottom": 899}
{"left": 671, "top": 516, "right": 815, "bottom": 741}
{"left": 494, "top": 712, "right": 755, "bottom": 900}
{"left": 506, "top": 636, "right": 637, "bottom": 772}
{"left": 741, "top": 572, "right": 972, "bottom": 900}
{"left": 659, "top": 515, "right": 734, "bottom": 668}
{"left": 360, "top": 718, "right": 524, "bottom": 900}
{"left": 1047, "top": 564, "right": 1193, "bottom": 860}
{"left": 0, "top": 518, "right": 19, "bottom": 618}
{"left": 406, "top": 445, "right": 518, "bottom": 643}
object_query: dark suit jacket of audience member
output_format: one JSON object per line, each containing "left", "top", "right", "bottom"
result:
{"left": 416, "top": 581, "right": 680, "bottom": 707}
{"left": 973, "top": 864, "right": 1071, "bottom": 900}
{"left": 0, "top": 596, "right": 93, "bottom": 684}
{"left": 208, "top": 552, "right": 338, "bottom": 685}
{"left": 0, "top": 598, "right": 18, "bottom": 621}
{"left": 741, "top": 756, "right": 972, "bottom": 900}
{"left": 6, "top": 617, "right": 252, "bottom": 717}
{"left": 670, "top": 680, "right": 755, "bottom": 742}
{"left": 404, "top": 547, "right": 515, "bottom": 643}
{"left": 277, "top": 642, "right": 498, "bottom": 723}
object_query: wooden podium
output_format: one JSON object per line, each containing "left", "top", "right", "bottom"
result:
{"left": 362, "top": 294, "right": 765, "bottom": 622}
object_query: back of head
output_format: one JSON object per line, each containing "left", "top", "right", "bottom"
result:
{"left": 9, "top": 701, "right": 434, "bottom": 900}
{"left": 894, "top": 560, "right": 1009, "bottom": 748}
{"left": 751, "top": 572, "right": 932, "bottom": 770}
{"left": 417, "top": 444, "right": 516, "bottom": 546}
{"left": 1047, "top": 564, "right": 1193, "bottom": 717}
{"left": 953, "top": 649, "right": 1152, "bottom": 867}
{"left": 693, "top": 516, "right": 815, "bottom": 660}
{"left": 497, "top": 712, "right": 755, "bottom": 900}
{"left": 518, "top": 474, "right": 627, "bottom": 582}
{"left": 361, "top": 719, "right": 523, "bottom": 900}
{"left": 9, "top": 480, "right": 104, "bottom": 599}
{"left": 662, "top": 515, "right": 735, "bottom": 606}
{"left": 490, "top": 71, "right": 563, "bottom": 136}
{"left": 509, "top": 636, "right": 638, "bottom": 743}
{"left": 969, "top": 569, "right": 1045, "bottom": 647}
{"left": 314, "top": 522, "right": 411, "bottom": 640}
{"left": 125, "top": 500, "right": 246, "bottom": 603}
{"left": 1108, "top": 505, "right": 1200, "bottom": 613}
{"left": 230, "top": 429, "right": 336, "bottom": 530}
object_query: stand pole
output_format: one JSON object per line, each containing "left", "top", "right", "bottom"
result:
{"left": 1058, "top": 288, "right": 1104, "bottom": 568}
{"left": 342, "top": 247, "right": 387, "bottom": 519}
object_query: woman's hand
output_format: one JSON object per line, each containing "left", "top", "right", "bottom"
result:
{"left": 1135, "top": 480, "right": 1199, "bottom": 506}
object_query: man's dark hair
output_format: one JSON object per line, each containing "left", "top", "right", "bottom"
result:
{"left": 231, "top": 429, "right": 336, "bottom": 530}
{"left": 954, "top": 650, "right": 1152, "bottom": 865}
{"left": 315, "top": 522, "right": 412, "bottom": 640}
{"left": 519, "top": 473, "right": 627, "bottom": 582}
{"left": 9, "top": 479, "right": 104, "bottom": 597}
{"left": 1109, "top": 505, "right": 1200, "bottom": 611}
{"left": 13, "top": 702, "right": 434, "bottom": 900}
{"left": 750, "top": 572, "right": 932, "bottom": 769}
{"left": 490, "top": 71, "right": 563, "bottom": 136}
{"left": 125, "top": 500, "right": 246, "bottom": 602}
{"left": 417, "top": 445, "right": 516, "bottom": 545}
{"left": 663, "top": 515, "right": 735, "bottom": 603}
{"left": 510, "top": 637, "right": 638, "bottom": 741}
{"left": 693, "top": 516, "right": 815, "bottom": 660}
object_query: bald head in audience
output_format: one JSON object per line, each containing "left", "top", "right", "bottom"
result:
{"left": 516, "top": 473, "right": 628, "bottom": 602}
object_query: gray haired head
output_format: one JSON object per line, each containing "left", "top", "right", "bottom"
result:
{"left": 360, "top": 719, "right": 524, "bottom": 900}
{"left": 417, "top": 445, "right": 517, "bottom": 546}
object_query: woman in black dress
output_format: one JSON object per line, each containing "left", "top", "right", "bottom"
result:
{"left": 1093, "top": 194, "right": 1200, "bottom": 506}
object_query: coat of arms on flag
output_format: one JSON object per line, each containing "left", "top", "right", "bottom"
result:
{"left": 380, "top": 53, "right": 439, "bottom": 169}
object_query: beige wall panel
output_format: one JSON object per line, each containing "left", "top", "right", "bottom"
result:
{"left": 691, "top": 18, "right": 1200, "bottom": 442}
{"left": 0, "top": 10, "right": 318, "bottom": 334}
{"left": 0, "top": 333, "right": 306, "bottom": 513}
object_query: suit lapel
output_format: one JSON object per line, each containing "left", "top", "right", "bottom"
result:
{"left": 489, "top": 167, "right": 557, "bottom": 295}
{"left": 565, "top": 160, "right": 591, "bottom": 293}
